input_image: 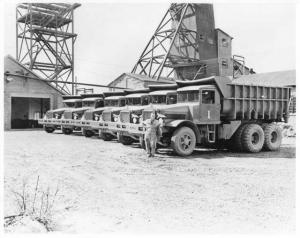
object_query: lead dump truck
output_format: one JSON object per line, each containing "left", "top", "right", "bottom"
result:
{"left": 39, "top": 95, "right": 82, "bottom": 133}
{"left": 126, "top": 76, "right": 291, "bottom": 156}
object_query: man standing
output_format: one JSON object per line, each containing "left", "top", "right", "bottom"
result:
{"left": 143, "top": 111, "right": 162, "bottom": 157}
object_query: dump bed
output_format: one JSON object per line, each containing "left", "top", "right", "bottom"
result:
{"left": 221, "top": 83, "right": 291, "bottom": 122}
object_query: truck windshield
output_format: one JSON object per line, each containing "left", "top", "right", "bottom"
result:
{"left": 178, "top": 91, "right": 199, "bottom": 103}
{"left": 126, "top": 98, "right": 141, "bottom": 105}
{"left": 104, "top": 100, "right": 119, "bottom": 107}
{"left": 141, "top": 96, "right": 150, "bottom": 105}
{"left": 166, "top": 95, "right": 177, "bottom": 104}
{"left": 151, "top": 95, "right": 166, "bottom": 104}
{"left": 82, "top": 101, "right": 96, "bottom": 107}
{"left": 64, "top": 102, "right": 75, "bottom": 107}
{"left": 120, "top": 99, "right": 126, "bottom": 107}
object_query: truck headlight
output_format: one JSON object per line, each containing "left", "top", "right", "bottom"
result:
{"left": 113, "top": 114, "right": 119, "bottom": 122}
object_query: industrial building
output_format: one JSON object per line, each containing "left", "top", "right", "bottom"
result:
{"left": 4, "top": 55, "right": 64, "bottom": 130}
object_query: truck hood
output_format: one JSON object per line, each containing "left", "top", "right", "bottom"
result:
{"left": 149, "top": 102, "right": 198, "bottom": 120}
{"left": 48, "top": 107, "right": 70, "bottom": 114}
{"left": 64, "top": 107, "right": 92, "bottom": 114}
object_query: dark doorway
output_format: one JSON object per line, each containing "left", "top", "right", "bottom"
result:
{"left": 11, "top": 97, "right": 50, "bottom": 129}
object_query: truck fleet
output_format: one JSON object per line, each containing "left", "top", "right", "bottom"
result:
{"left": 38, "top": 75, "right": 291, "bottom": 156}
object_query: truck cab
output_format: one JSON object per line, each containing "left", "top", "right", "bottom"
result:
{"left": 39, "top": 96, "right": 82, "bottom": 133}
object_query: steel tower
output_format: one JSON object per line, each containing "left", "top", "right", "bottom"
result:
{"left": 16, "top": 3, "right": 80, "bottom": 94}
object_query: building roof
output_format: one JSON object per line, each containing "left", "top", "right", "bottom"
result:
{"left": 107, "top": 72, "right": 175, "bottom": 88}
{"left": 5, "top": 55, "right": 65, "bottom": 95}
{"left": 232, "top": 70, "right": 296, "bottom": 87}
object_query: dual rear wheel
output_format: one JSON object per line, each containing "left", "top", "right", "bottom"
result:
{"left": 233, "top": 123, "right": 282, "bottom": 152}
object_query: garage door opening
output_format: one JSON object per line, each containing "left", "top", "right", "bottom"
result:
{"left": 11, "top": 97, "right": 50, "bottom": 129}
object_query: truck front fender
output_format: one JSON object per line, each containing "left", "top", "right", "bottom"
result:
{"left": 165, "top": 120, "right": 201, "bottom": 143}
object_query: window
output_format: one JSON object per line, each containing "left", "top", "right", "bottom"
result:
{"left": 120, "top": 99, "right": 126, "bottom": 107}
{"left": 221, "top": 59, "right": 228, "bottom": 68}
{"left": 202, "top": 90, "right": 215, "bottom": 104}
{"left": 222, "top": 38, "right": 229, "bottom": 47}
{"left": 151, "top": 95, "right": 166, "bottom": 104}
{"left": 207, "top": 38, "right": 214, "bottom": 45}
{"left": 141, "top": 96, "right": 149, "bottom": 105}
{"left": 178, "top": 91, "right": 200, "bottom": 103}
{"left": 199, "top": 34, "right": 204, "bottom": 41}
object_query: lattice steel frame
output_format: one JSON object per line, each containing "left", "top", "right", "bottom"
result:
{"left": 16, "top": 3, "right": 80, "bottom": 94}
{"left": 132, "top": 3, "right": 205, "bottom": 80}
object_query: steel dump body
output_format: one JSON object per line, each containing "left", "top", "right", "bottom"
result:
{"left": 222, "top": 83, "right": 290, "bottom": 122}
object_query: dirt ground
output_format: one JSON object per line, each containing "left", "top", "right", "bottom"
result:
{"left": 4, "top": 130, "right": 295, "bottom": 233}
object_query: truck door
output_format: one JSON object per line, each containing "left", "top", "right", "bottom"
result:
{"left": 199, "top": 89, "right": 220, "bottom": 123}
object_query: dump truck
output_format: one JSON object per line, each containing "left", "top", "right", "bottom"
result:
{"left": 117, "top": 86, "right": 178, "bottom": 145}
{"left": 126, "top": 76, "right": 291, "bottom": 156}
{"left": 39, "top": 95, "right": 82, "bottom": 133}
{"left": 60, "top": 94, "right": 104, "bottom": 135}
{"left": 80, "top": 92, "right": 126, "bottom": 137}
{"left": 96, "top": 89, "right": 151, "bottom": 141}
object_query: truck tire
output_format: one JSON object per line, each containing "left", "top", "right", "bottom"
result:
{"left": 171, "top": 126, "right": 196, "bottom": 156}
{"left": 119, "top": 135, "right": 134, "bottom": 145}
{"left": 45, "top": 127, "right": 54, "bottom": 133}
{"left": 263, "top": 124, "right": 282, "bottom": 151}
{"left": 232, "top": 123, "right": 248, "bottom": 151}
{"left": 83, "top": 129, "right": 94, "bottom": 138}
{"left": 102, "top": 132, "right": 114, "bottom": 141}
{"left": 62, "top": 128, "right": 73, "bottom": 135}
{"left": 241, "top": 124, "right": 264, "bottom": 153}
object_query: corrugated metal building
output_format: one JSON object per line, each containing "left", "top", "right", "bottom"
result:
{"left": 4, "top": 55, "right": 64, "bottom": 130}
{"left": 107, "top": 73, "right": 175, "bottom": 91}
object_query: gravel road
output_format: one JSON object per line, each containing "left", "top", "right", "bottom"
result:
{"left": 4, "top": 130, "right": 295, "bottom": 233}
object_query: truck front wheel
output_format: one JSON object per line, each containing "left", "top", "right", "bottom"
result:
{"left": 263, "top": 124, "right": 282, "bottom": 151}
{"left": 62, "top": 128, "right": 73, "bottom": 135}
{"left": 171, "top": 126, "right": 196, "bottom": 156}
{"left": 241, "top": 124, "right": 264, "bottom": 153}
{"left": 45, "top": 126, "right": 54, "bottom": 133}
{"left": 102, "top": 132, "right": 114, "bottom": 141}
{"left": 119, "top": 135, "right": 134, "bottom": 145}
{"left": 83, "top": 129, "right": 94, "bottom": 138}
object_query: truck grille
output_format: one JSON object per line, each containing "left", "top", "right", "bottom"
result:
{"left": 120, "top": 111, "right": 130, "bottom": 123}
{"left": 46, "top": 111, "right": 54, "bottom": 119}
{"left": 142, "top": 111, "right": 152, "bottom": 121}
{"left": 102, "top": 112, "right": 112, "bottom": 121}
{"left": 84, "top": 111, "right": 93, "bottom": 120}
{"left": 63, "top": 111, "right": 72, "bottom": 119}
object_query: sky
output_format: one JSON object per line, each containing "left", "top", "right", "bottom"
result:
{"left": 4, "top": 0, "right": 296, "bottom": 93}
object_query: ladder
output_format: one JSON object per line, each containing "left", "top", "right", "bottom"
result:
{"left": 207, "top": 124, "right": 216, "bottom": 143}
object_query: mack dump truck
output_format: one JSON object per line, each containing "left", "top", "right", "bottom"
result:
{"left": 39, "top": 95, "right": 82, "bottom": 133}
{"left": 80, "top": 91, "right": 126, "bottom": 137}
{"left": 120, "top": 76, "right": 291, "bottom": 156}
{"left": 60, "top": 94, "right": 104, "bottom": 135}
{"left": 117, "top": 85, "right": 178, "bottom": 145}
{"left": 98, "top": 89, "right": 151, "bottom": 141}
